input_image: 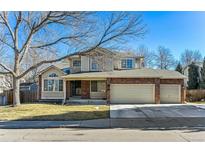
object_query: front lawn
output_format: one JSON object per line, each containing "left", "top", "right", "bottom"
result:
{"left": 190, "top": 101, "right": 205, "bottom": 104}
{"left": 0, "top": 103, "right": 109, "bottom": 121}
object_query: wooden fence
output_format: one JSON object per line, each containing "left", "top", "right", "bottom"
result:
{"left": 4, "top": 90, "right": 38, "bottom": 105}
{"left": 186, "top": 89, "right": 205, "bottom": 102}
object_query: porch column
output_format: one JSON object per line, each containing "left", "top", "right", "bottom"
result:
{"left": 38, "top": 75, "right": 42, "bottom": 100}
{"left": 63, "top": 79, "right": 66, "bottom": 102}
{"left": 66, "top": 81, "right": 71, "bottom": 99}
{"left": 155, "top": 78, "right": 160, "bottom": 104}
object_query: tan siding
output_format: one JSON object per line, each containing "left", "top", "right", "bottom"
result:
{"left": 90, "top": 92, "right": 106, "bottom": 99}
{"left": 41, "top": 67, "right": 65, "bottom": 100}
{"left": 41, "top": 91, "right": 64, "bottom": 99}
{"left": 81, "top": 56, "right": 89, "bottom": 72}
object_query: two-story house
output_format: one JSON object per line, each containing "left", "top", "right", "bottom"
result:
{"left": 38, "top": 48, "right": 186, "bottom": 104}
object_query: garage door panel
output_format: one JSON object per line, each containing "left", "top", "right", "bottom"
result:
{"left": 160, "top": 84, "right": 181, "bottom": 103}
{"left": 110, "top": 84, "right": 155, "bottom": 104}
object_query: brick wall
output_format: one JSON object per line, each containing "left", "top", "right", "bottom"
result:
{"left": 110, "top": 78, "right": 157, "bottom": 84}
{"left": 81, "top": 80, "right": 90, "bottom": 99}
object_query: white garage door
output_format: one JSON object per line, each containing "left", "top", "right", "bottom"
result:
{"left": 160, "top": 84, "right": 181, "bottom": 103}
{"left": 110, "top": 84, "right": 155, "bottom": 104}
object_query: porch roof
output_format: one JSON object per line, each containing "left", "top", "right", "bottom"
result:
{"left": 62, "top": 68, "right": 187, "bottom": 80}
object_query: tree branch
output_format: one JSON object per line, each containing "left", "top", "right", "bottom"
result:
{"left": 0, "top": 71, "right": 12, "bottom": 75}
{"left": 0, "top": 63, "right": 16, "bottom": 76}
{"left": 0, "top": 12, "right": 15, "bottom": 42}
{"left": 30, "top": 36, "right": 81, "bottom": 49}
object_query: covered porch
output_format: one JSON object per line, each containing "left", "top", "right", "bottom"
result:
{"left": 62, "top": 77, "right": 108, "bottom": 104}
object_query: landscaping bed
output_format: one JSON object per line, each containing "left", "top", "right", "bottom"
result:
{"left": 0, "top": 103, "right": 109, "bottom": 121}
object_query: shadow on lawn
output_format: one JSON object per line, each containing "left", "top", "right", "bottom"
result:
{"left": 1, "top": 104, "right": 205, "bottom": 132}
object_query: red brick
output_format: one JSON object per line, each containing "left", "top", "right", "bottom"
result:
{"left": 81, "top": 80, "right": 90, "bottom": 99}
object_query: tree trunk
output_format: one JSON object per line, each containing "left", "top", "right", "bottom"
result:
{"left": 13, "top": 77, "right": 20, "bottom": 106}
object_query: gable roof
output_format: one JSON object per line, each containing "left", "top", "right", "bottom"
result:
{"left": 38, "top": 65, "right": 66, "bottom": 76}
{"left": 62, "top": 68, "right": 186, "bottom": 79}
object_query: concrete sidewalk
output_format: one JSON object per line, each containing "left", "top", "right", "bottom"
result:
{"left": 0, "top": 119, "right": 110, "bottom": 129}
{"left": 1, "top": 117, "right": 205, "bottom": 130}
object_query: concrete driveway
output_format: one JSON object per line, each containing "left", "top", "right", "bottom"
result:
{"left": 109, "top": 104, "right": 205, "bottom": 129}
{"left": 110, "top": 104, "right": 205, "bottom": 118}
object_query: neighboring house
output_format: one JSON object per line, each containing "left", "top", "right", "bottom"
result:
{"left": 38, "top": 48, "right": 186, "bottom": 104}
{"left": 183, "top": 62, "right": 203, "bottom": 86}
{"left": 20, "top": 82, "right": 38, "bottom": 92}
{"left": 0, "top": 74, "right": 12, "bottom": 94}
{"left": 0, "top": 75, "right": 4, "bottom": 94}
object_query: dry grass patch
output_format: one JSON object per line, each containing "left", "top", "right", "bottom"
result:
{"left": 0, "top": 103, "right": 109, "bottom": 121}
{"left": 190, "top": 101, "right": 205, "bottom": 104}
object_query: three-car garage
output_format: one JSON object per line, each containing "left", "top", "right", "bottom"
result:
{"left": 109, "top": 77, "right": 184, "bottom": 104}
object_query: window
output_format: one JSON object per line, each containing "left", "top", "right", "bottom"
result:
{"left": 44, "top": 79, "right": 63, "bottom": 92}
{"left": 73, "top": 60, "right": 81, "bottom": 67}
{"left": 55, "top": 80, "right": 63, "bottom": 91}
{"left": 92, "top": 62, "right": 98, "bottom": 70}
{"left": 91, "top": 81, "right": 106, "bottom": 92}
{"left": 121, "top": 59, "right": 133, "bottom": 69}
{"left": 48, "top": 73, "right": 58, "bottom": 77}
{"left": 91, "top": 81, "right": 98, "bottom": 92}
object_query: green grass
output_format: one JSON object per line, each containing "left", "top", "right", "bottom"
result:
{"left": 190, "top": 101, "right": 205, "bottom": 104}
{"left": 0, "top": 103, "right": 110, "bottom": 121}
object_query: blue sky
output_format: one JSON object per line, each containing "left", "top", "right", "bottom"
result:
{"left": 129, "top": 11, "right": 205, "bottom": 60}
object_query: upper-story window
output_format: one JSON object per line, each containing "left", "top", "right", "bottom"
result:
{"left": 121, "top": 58, "right": 133, "bottom": 69}
{"left": 48, "top": 73, "right": 58, "bottom": 77}
{"left": 91, "top": 61, "right": 99, "bottom": 71}
{"left": 73, "top": 60, "right": 81, "bottom": 67}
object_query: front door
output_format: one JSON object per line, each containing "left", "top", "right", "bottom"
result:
{"left": 71, "top": 81, "right": 81, "bottom": 96}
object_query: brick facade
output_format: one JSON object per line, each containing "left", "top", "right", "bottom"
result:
{"left": 155, "top": 78, "right": 160, "bottom": 104}
{"left": 81, "top": 80, "right": 90, "bottom": 99}
{"left": 106, "top": 78, "right": 111, "bottom": 103}
{"left": 62, "top": 78, "right": 185, "bottom": 104}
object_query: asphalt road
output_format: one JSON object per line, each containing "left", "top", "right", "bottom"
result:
{"left": 1, "top": 128, "right": 205, "bottom": 141}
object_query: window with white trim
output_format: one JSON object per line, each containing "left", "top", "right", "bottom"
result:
{"left": 73, "top": 60, "right": 81, "bottom": 67}
{"left": 121, "top": 58, "right": 133, "bottom": 69}
{"left": 48, "top": 73, "right": 58, "bottom": 77}
{"left": 44, "top": 79, "right": 63, "bottom": 92}
{"left": 91, "top": 81, "right": 106, "bottom": 92}
{"left": 91, "top": 61, "right": 98, "bottom": 70}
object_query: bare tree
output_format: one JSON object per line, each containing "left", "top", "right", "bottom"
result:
{"left": 0, "top": 11, "right": 146, "bottom": 106}
{"left": 181, "top": 49, "right": 202, "bottom": 66}
{"left": 21, "top": 49, "right": 57, "bottom": 82}
{"left": 0, "top": 73, "right": 12, "bottom": 91}
{"left": 136, "top": 45, "right": 154, "bottom": 68}
{"left": 154, "top": 46, "right": 176, "bottom": 70}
